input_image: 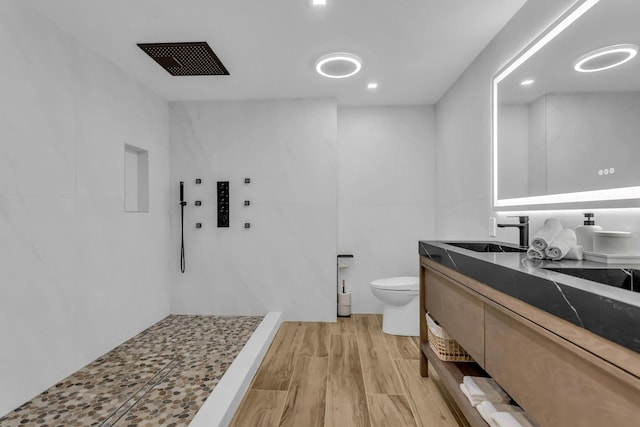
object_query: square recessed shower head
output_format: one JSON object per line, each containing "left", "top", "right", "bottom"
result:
{"left": 137, "top": 42, "right": 229, "bottom": 76}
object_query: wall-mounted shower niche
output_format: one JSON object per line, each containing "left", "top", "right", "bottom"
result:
{"left": 124, "top": 144, "right": 149, "bottom": 212}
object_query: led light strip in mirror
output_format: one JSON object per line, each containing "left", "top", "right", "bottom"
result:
{"left": 491, "top": 0, "right": 640, "bottom": 209}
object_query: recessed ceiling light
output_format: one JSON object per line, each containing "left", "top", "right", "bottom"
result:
{"left": 315, "top": 53, "right": 362, "bottom": 79}
{"left": 311, "top": 0, "right": 327, "bottom": 5}
{"left": 573, "top": 44, "right": 638, "bottom": 73}
{"left": 520, "top": 79, "right": 534, "bottom": 86}
{"left": 367, "top": 82, "right": 378, "bottom": 89}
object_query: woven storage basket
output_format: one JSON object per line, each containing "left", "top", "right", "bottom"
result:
{"left": 426, "top": 313, "right": 473, "bottom": 362}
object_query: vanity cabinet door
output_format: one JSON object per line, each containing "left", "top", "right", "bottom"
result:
{"left": 484, "top": 306, "right": 640, "bottom": 427}
{"left": 425, "top": 268, "right": 484, "bottom": 367}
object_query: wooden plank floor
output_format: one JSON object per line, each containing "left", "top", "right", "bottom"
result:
{"left": 231, "top": 315, "right": 462, "bottom": 427}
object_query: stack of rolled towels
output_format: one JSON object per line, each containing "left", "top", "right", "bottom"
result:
{"left": 527, "top": 218, "right": 583, "bottom": 261}
{"left": 460, "top": 376, "right": 537, "bottom": 427}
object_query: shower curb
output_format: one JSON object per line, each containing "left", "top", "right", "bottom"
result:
{"left": 188, "top": 311, "right": 283, "bottom": 427}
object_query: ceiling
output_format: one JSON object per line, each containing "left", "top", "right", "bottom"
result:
{"left": 23, "top": 0, "right": 526, "bottom": 106}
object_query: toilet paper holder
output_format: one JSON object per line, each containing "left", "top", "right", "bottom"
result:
{"left": 337, "top": 254, "right": 354, "bottom": 317}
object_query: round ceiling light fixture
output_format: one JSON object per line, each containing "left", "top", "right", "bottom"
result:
{"left": 573, "top": 44, "right": 638, "bottom": 73}
{"left": 315, "top": 52, "right": 362, "bottom": 79}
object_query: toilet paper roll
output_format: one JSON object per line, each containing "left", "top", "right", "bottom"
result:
{"left": 338, "top": 292, "right": 351, "bottom": 305}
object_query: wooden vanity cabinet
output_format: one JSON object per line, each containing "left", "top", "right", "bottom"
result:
{"left": 425, "top": 268, "right": 484, "bottom": 367}
{"left": 420, "top": 256, "right": 640, "bottom": 427}
{"left": 485, "top": 306, "right": 638, "bottom": 426}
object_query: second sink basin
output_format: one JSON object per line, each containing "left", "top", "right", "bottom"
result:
{"left": 444, "top": 241, "right": 527, "bottom": 253}
{"left": 543, "top": 267, "right": 639, "bottom": 293}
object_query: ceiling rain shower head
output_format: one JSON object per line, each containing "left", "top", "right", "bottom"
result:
{"left": 137, "top": 41, "right": 229, "bottom": 76}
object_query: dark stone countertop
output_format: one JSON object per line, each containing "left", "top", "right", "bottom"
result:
{"left": 419, "top": 240, "right": 640, "bottom": 354}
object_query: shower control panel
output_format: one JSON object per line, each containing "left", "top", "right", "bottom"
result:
{"left": 217, "top": 181, "right": 230, "bottom": 227}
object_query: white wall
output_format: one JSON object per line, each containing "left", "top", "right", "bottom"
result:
{"left": 169, "top": 99, "right": 337, "bottom": 321}
{"left": 0, "top": 2, "right": 171, "bottom": 415}
{"left": 337, "top": 106, "right": 436, "bottom": 313}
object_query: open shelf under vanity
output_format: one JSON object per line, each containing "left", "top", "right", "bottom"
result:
{"left": 421, "top": 343, "right": 489, "bottom": 427}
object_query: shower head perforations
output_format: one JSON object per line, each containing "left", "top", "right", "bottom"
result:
{"left": 137, "top": 42, "right": 229, "bottom": 76}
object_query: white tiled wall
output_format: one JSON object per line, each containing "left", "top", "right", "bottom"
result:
{"left": 0, "top": 2, "right": 171, "bottom": 415}
{"left": 337, "top": 106, "right": 436, "bottom": 313}
{"left": 169, "top": 99, "right": 337, "bottom": 321}
{"left": 169, "top": 103, "right": 435, "bottom": 318}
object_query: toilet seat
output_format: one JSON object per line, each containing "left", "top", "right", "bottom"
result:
{"left": 370, "top": 276, "right": 419, "bottom": 291}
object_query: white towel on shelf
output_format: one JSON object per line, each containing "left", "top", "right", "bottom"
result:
{"left": 545, "top": 229, "right": 578, "bottom": 260}
{"left": 462, "top": 376, "right": 510, "bottom": 406}
{"left": 530, "top": 218, "right": 562, "bottom": 251}
{"left": 477, "top": 401, "right": 523, "bottom": 427}
{"left": 490, "top": 411, "right": 537, "bottom": 427}
{"left": 526, "top": 247, "right": 545, "bottom": 260}
{"left": 460, "top": 383, "right": 474, "bottom": 404}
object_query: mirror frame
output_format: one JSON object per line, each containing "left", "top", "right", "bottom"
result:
{"left": 491, "top": 0, "right": 640, "bottom": 209}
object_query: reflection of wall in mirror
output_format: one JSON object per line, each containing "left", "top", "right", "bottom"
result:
{"left": 528, "top": 96, "right": 546, "bottom": 197}
{"left": 546, "top": 92, "right": 640, "bottom": 195}
{"left": 497, "top": 104, "right": 528, "bottom": 199}
{"left": 497, "top": 98, "right": 547, "bottom": 199}
{"left": 498, "top": 92, "right": 640, "bottom": 199}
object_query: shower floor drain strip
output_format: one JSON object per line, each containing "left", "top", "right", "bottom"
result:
{"left": 99, "top": 357, "right": 184, "bottom": 427}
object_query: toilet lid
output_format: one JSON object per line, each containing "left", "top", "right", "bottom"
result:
{"left": 371, "top": 276, "right": 419, "bottom": 291}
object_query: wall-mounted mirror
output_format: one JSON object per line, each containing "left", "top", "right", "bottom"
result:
{"left": 493, "top": 0, "right": 640, "bottom": 208}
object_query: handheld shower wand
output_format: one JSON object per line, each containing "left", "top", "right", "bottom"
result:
{"left": 180, "top": 182, "right": 187, "bottom": 273}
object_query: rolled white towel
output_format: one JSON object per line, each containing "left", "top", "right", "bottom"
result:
{"left": 531, "top": 218, "right": 562, "bottom": 251}
{"left": 527, "top": 247, "right": 545, "bottom": 260}
{"left": 564, "top": 245, "right": 584, "bottom": 261}
{"left": 490, "top": 411, "right": 537, "bottom": 427}
{"left": 462, "top": 376, "right": 510, "bottom": 406}
{"left": 545, "top": 229, "right": 578, "bottom": 260}
{"left": 477, "top": 401, "right": 523, "bottom": 427}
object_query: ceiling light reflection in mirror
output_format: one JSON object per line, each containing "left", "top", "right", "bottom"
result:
{"left": 573, "top": 44, "right": 638, "bottom": 73}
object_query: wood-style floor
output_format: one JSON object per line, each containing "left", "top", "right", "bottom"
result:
{"left": 231, "top": 314, "right": 462, "bottom": 427}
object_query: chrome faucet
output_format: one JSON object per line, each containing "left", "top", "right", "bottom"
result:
{"left": 497, "top": 216, "right": 529, "bottom": 248}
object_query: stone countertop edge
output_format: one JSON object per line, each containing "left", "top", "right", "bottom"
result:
{"left": 419, "top": 240, "right": 640, "bottom": 354}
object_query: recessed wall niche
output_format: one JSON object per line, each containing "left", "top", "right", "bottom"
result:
{"left": 124, "top": 144, "right": 149, "bottom": 212}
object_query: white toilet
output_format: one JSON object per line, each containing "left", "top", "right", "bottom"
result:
{"left": 370, "top": 276, "right": 420, "bottom": 336}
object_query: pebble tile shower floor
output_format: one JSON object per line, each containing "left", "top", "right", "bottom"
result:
{"left": 0, "top": 315, "right": 263, "bottom": 427}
